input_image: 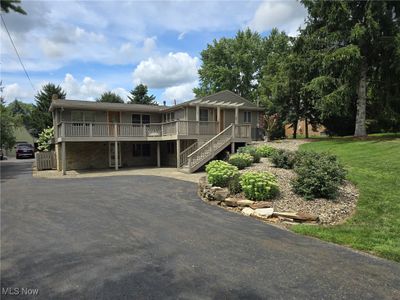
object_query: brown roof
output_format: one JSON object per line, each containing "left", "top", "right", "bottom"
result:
{"left": 49, "top": 90, "right": 264, "bottom": 112}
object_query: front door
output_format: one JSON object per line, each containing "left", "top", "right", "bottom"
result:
{"left": 109, "top": 142, "right": 122, "bottom": 167}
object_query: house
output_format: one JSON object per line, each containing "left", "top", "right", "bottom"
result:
{"left": 49, "top": 90, "right": 265, "bottom": 174}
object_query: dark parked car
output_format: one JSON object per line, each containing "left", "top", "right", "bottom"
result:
{"left": 0, "top": 148, "right": 4, "bottom": 160}
{"left": 16, "top": 143, "right": 35, "bottom": 159}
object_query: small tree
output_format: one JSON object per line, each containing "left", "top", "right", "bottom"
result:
{"left": 37, "top": 127, "right": 54, "bottom": 152}
{"left": 96, "top": 91, "right": 124, "bottom": 103}
{"left": 127, "top": 84, "right": 157, "bottom": 105}
{"left": 264, "top": 113, "right": 279, "bottom": 142}
{"left": 31, "top": 83, "right": 66, "bottom": 137}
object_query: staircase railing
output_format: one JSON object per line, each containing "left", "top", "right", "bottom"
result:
{"left": 179, "top": 142, "right": 198, "bottom": 168}
{"left": 186, "top": 124, "right": 234, "bottom": 172}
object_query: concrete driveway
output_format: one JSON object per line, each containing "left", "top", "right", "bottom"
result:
{"left": 1, "top": 160, "right": 400, "bottom": 299}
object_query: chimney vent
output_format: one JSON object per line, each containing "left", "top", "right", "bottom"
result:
{"left": 163, "top": 101, "right": 166, "bottom": 106}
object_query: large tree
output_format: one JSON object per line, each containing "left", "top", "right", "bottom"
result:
{"left": 300, "top": 0, "right": 400, "bottom": 136}
{"left": 7, "top": 99, "right": 34, "bottom": 128}
{"left": 0, "top": 103, "right": 20, "bottom": 149}
{"left": 194, "top": 29, "right": 264, "bottom": 102}
{"left": 1, "top": 0, "right": 26, "bottom": 14}
{"left": 127, "top": 84, "right": 157, "bottom": 105}
{"left": 31, "top": 83, "right": 66, "bottom": 137}
{"left": 96, "top": 91, "right": 124, "bottom": 103}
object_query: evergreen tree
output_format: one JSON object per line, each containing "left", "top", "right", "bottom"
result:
{"left": 1, "top": 0, "right": 26, "bottom": 14}
{"left": 96, "top": 91, "right": 124, "bottom": 103}
{"left": 127, "top": 84, "right": 157, "bottom": 105}
{"left": 300, "top": 0, "right": 400, "bottom": 136}
{"left": 31, "top": 83, "right": 66, "bottom": 137}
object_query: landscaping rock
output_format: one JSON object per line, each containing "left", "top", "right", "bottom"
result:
{"left": 224, "top": 198, "right": 239, "bottom": 207}
{"left": 241, "top": 207, "right": 254, "bottom": 216}
{"left": 254, "top": 208, "right": 274, "bottom": 218}
{"left": 237, "top": 199, "right": 254, "bottom": 207}
{"left": 273, "top": 211, "right": 318, "bottom": 222}
{"left": 250, "top": 201, "right": 273, "bottom": 209}
{"left": 214, "top": 189, "right": 229, "bottom": 201}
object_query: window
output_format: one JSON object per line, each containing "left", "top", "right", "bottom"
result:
{"left": 167, "top": 142, "right": 175, "bottom": 154}
{"left": 142, "top": 144, "right": 150, "bottom": 156}
{"left": 200, "top": 109, "right": 209, "bottom": 122}
{"left": 244, "top": 111, "right": 252, "bottom": 123}
{"left": 71, "top": 111, "right": 95, "bottom": 123}
{"left": 132, "top": 114, "right": 141, "bottom": 124}
{"left": 142, "top": 115, "right": 150, "bottom": 124}
{"left": 132, "top": 144, "right": 142, "bottom": 156}
{"left": 132, "top": 143, "right": 151, "bottom": 156}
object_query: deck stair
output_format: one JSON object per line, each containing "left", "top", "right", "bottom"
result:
{"left": 179, "top": 124, "right": 235, "bottom": 173}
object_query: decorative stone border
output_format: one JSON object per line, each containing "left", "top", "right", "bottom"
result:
{"left": 198, "top": 176, "right": 319, "bottom": 225}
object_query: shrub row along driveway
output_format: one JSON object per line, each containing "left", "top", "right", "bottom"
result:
{"left": 1, "top": 160, "right": 400, "bottom": 299}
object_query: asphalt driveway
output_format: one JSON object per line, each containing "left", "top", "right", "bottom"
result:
{"left": 1, "top": 160, "right": 400, "bottom": 299}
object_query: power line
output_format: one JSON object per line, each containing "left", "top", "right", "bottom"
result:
{"left": 1, "top": 14, "right": 36, "bottom": 91}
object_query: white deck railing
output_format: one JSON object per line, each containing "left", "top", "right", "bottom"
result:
{"left": 57, "top": 120, "right": 221, "bottom": 139}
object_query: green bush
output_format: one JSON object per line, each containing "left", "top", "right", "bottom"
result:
{"left": 240, "top": 171, "right": 279, "bottom": 201}
{"left": 228, "top": 153, "right": 253, "bottom": 169}
{"left": 237, "top": 146, "right": 261, "bottom": 163}
{"left": 270, "top": 149, "right": 296, "bottom": 169}
{"left": 256, "top": 145, "right": 277, "bottom": 158}
{"left": 206, "top": 160, "right": 239, "bottom": 187}
{"left": 292, "top": 151, "right": 347, "bottom": 200}
{"left": 228, "top": 174, "right": 242, "bottom": 195}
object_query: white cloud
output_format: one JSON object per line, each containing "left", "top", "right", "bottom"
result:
{"left": 162, "top": 81, "right": 198, "bottom": 103}
{"left": 60, "top": 73, "right": 129, "bottom": 101}
{"left": 247, "top": 0, "right": 307, "bottom": 36}
{"left": 133, "top": 52, "right": 199, "bottom": 89}
{"left": 2, "top": 83, "right": 30, "bottom": 102}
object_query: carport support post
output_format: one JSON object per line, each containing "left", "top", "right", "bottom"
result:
{"left": 157, "top": 141, "right": 161, "bottom": 167}
{"left": 176, "top": 140, "right": 181, "bottom": 168}
{"left": 61, "top": 141, "right": 66, "bottom": 175}
{"left": 114, "top": 141, "right": 119, "bottom": 171}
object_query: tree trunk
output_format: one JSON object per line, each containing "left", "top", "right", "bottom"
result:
{"left": 292, "top": 120, "right": 298, "bottom": 139}
{"left": 305, "top": 118, "right": 309, "bottom": 138}
{"left": 354, "top": 60, "right": 367, "bottom": 137}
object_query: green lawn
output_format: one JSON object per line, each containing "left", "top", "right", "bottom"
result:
{"left": 292, "top": 135, "right": 400, "bottom": 262}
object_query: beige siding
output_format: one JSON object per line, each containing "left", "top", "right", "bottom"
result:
{"left": 61, "top": 109, "right": 107, "bottom": 122}
{"left": 224, "top": 109, "right": 235, "bottom": 127}
{"left": 120, "top": 112, "right": 161, "bottom": 124}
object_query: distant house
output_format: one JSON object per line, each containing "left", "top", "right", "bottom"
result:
{"left": 7, "top": 126, "right": 37, "bottom": 157}
{"left": 49, "top": 90, "right": 265, "bottom": 174}
{"left": 285, "top": 119, "right": 326, "bottom": 138}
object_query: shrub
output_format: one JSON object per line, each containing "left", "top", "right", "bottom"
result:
{"left": 206, "top": 160, "right": 239, "bottom": 187}
{"left": 237, "top": 146, "right": 261, "bottom": 163}
{"left": 240, "top": 171, "right": 279, "bottom": 201}
{"left": 228, "top": 153, "right": 253, "bottom": 169}
{"left": 271, "top": 149, "right": 296, "bottom": 169}
{"left": 292, "top": 151, "right": 347, "bottom": 200}
{"left": 256, "top": 145, "right": 277, "bottom": 158}
{"left": 228, "top": 174, "right": 242, "bottom": 195}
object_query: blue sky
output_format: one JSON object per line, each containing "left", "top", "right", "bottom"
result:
{"left": 1, "top": 0, "right": 306, "bottom": 105}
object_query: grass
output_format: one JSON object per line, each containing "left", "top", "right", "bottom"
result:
{"left": 292, "top": 135, "right": 400, "bottom": 262}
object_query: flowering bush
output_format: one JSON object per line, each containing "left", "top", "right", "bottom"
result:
{"left": 206, "top": 160, "right": 238, "bottom": 187}
{"left": 37, "top": 127, "right": 54, "bottom": 152}
{"left": 228, "top": 153, "right": 253, "bottom": 169}
{"left": 256, "top": 145, "right": 277, "bottom": 158}
{"left": 240, "top": 171, "right": 279, "bottom": 201}
{"left": 237, "top": 146, "right": 261, "bottom": 163}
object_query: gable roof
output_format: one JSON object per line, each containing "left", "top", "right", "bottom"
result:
{"left": 164, "top": 90, "right": 264, "bottom": 111}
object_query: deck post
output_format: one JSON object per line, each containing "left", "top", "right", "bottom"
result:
{"left": 217, "top": 106, "right": 221, "bottom": 133}
{"left": 61, "top": 141, "right": 66, "bottom": 175}
{"left": 114, "top": 141, "right": 119, "bottom": 171}
{"left": 176, "top": 140, "right": 181, "bottom": 168}
{"left": 235, "top": 107, "right": 239, "bottom": 125}
{"left": 157, "top": 141, "right": 161, "bottom": 167}
{"left": 196, "top": 104, "right": 200, "bottom": 134}
{"left": 231, "top": 142, "right": 235, "bottom": 154}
